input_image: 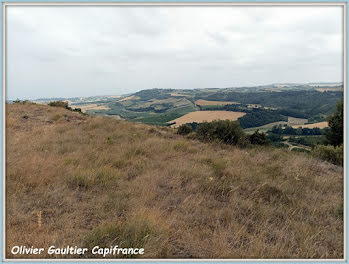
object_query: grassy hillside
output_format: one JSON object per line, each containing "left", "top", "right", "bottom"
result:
{"left": 6, "top": 102, "right": 343, "bottom": 259}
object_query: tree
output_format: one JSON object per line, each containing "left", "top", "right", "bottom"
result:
{"left": 196, "top": 120, "right": 246, "bottom": 146}
{"left": 296, "top": 127, "right": 303, "bottom": 135}
{"left": 325, "top": 100, "right": 343, "bottom": 146}
{"left": 249, "top": 130, "right": 269, "bottom": 145}
{"left": 177, "top": 124, "right": 193, "bottom": 135}
{"left": 284, "top": 125, "right": 295, "bottom": 135}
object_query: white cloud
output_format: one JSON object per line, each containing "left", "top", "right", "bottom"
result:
{"left": 6, "top": 5, "right": 343, "bottom": 99}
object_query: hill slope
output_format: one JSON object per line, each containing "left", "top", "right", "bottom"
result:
{"left": 6, "top": 102, "right": 343, "bottom": 259}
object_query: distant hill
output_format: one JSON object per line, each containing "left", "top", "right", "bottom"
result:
{"left": 29, "top": 83, "right": 343, "bottom": 130}
{"left": 6, "top": 102, "right": 343, "bottom": 259}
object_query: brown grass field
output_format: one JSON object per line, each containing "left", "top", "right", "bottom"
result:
{"left": 316, "top": 88, "right": 343, "bottom": 92}
{"left": 75, "top": 104, "right": 111, "bottom": 113}
{"left": 288, "top": 117, "right": 308, "bottom": 125}
{"left": 292, "top": 122, "right": 329, "bottom": 129}
{"left": 169, "top": 111, "right": 246, "bottom": 128}
{"left": 120, "top": 95, "right": 139, "bottom": 102}
{"left": 195, "top": 99, "right": 239, "bottom": 106}
{"left": 6, "top": 103, "right": 343, "bottom": 259}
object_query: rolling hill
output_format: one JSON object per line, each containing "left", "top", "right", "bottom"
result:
{"left": 31, "top": 83, "right": 343, "bottom": 130}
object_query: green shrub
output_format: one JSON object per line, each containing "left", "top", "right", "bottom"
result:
{"left": 249, "top": 130, "right": 270, "bottom": 145}
{"left": 73, "top": 108, "right": 82, "bottom": 113}
{"left": 14, "top": 99, "right": 29, "bottom": 104}
{"left": 48, "top": 101, "right": 70, "bottom": 109}
{"left": 267, "top": 133, "right": 283, "bottom": 142}
{"left": 196, "top": 120, "right": 246, "bottom": 146}
{"left": 325, "top": 100, "right": 343, "bottom": 146}
{"left": 48, "top": 101, "right": 85, "bottom": 114}
{"left": 312, "top": 144, "right": 343, "bottom": 166}
{"left": 176, "top": 124, "right": 193, "bottom": 135}
{"left": 288, "top": 135, "right": 325, "bottom": 147}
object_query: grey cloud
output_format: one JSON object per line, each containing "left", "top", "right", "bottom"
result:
{"left": 6, "top": 5, "right": 343, "bottom": 100}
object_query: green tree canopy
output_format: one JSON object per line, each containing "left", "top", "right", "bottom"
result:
{"left": 326, "top": 100, "right": 343, "bottom": 146}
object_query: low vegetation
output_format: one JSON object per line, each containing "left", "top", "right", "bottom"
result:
{"left": 249, "top": 130, "right": 270, "bottom": 145}
{"left": 312, "top": 145, "right": 343, "bottom": 166}
{"left": 176, "top": 124, "right": 193, "bottom": 135}
{"left": 195, "top": 120, "right": 248, "bottom": 146}
{"left": 48, "top": 100, "right": 83, "bottom": 113}
{"left": 178, "top": 121, "right": 269, "bottom": 147}
{"left": 312, "top": 101, "right": 343, "bottom": 165}
{"left": 6, "top": 102, "right": 343, "bottom": 259}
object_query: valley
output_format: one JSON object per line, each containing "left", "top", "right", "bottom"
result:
{"left": 32, "top": 82, "right": 343, "bottom": 152}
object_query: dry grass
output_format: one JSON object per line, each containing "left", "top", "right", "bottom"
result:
{"left": 316, "top": 88, "right": 343, "bottom": 92}
{"left": 120, "top": 95, "right": 139, "bottom": 102}
{"left": 76, "top": 104, "right": 111, "bottom": 112}
{"left": 6, "top": 103, "right": 343, "bottom": 259}
{"left": 288, "top": 117, "right": 308, "bottom": 125}
{"left": 292, "top": 122, "right": 329, "bottom": 129}
{"left": 195, "top": 99, "right": 239, "bottom": 106}
{"left": 169, "top": 111, "right": 246, "bottom": 128}
{"left": 170, "top": 93, "right": 190, "bottom": 97}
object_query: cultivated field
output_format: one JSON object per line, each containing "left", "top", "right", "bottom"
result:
{"left": 195, "top": 99, "right": 239, "bottom": 106}
{"left": 120, "top": 95, "right": 139, "bottom": 102}
{"left": 75, "top": 104, "right": 111, "bottom": 113}
{"left": 293, "top": 122, "right": 329, "bottom": 129}
{"left": 170, "top": 93, "right": 190, "bottom": 97}
{"left": 316, "top": 87, "right": 343, "bottom": 92}
{"left": 288, "top": 117, "right": 308, "bottom": 125}
{"left": 169, "top": 111, "right": 246, "bottom": 128}
{"left": 244, "top": 117, "right": 308, "bottom": 134}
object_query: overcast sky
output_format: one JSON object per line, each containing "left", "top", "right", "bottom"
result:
{"left": 6, "top": 5, "right": 343, "bottom": 100}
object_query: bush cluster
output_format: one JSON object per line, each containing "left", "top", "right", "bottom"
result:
{"left": 311, "top": 100, "right": 343, "bottom": 166}
{"left": 48, "top": 101, "right": 83, "bottom": 113}
{"left": 249, "top": 129, "right": 270, "bottom": 145}
{"left": 312, "top": 145, "right": 343, "bottom": 166}
{"left": 13, "top": 99, "right": 29, "bottom": 104}
{"left": 176, "top": 124, "right": 193, "bottom": 135}
{"left": 178, "top": 120, "right": 270, "bottom": 147}
{"left": 196, "top": 120, "right": 247, "bottom": 146}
